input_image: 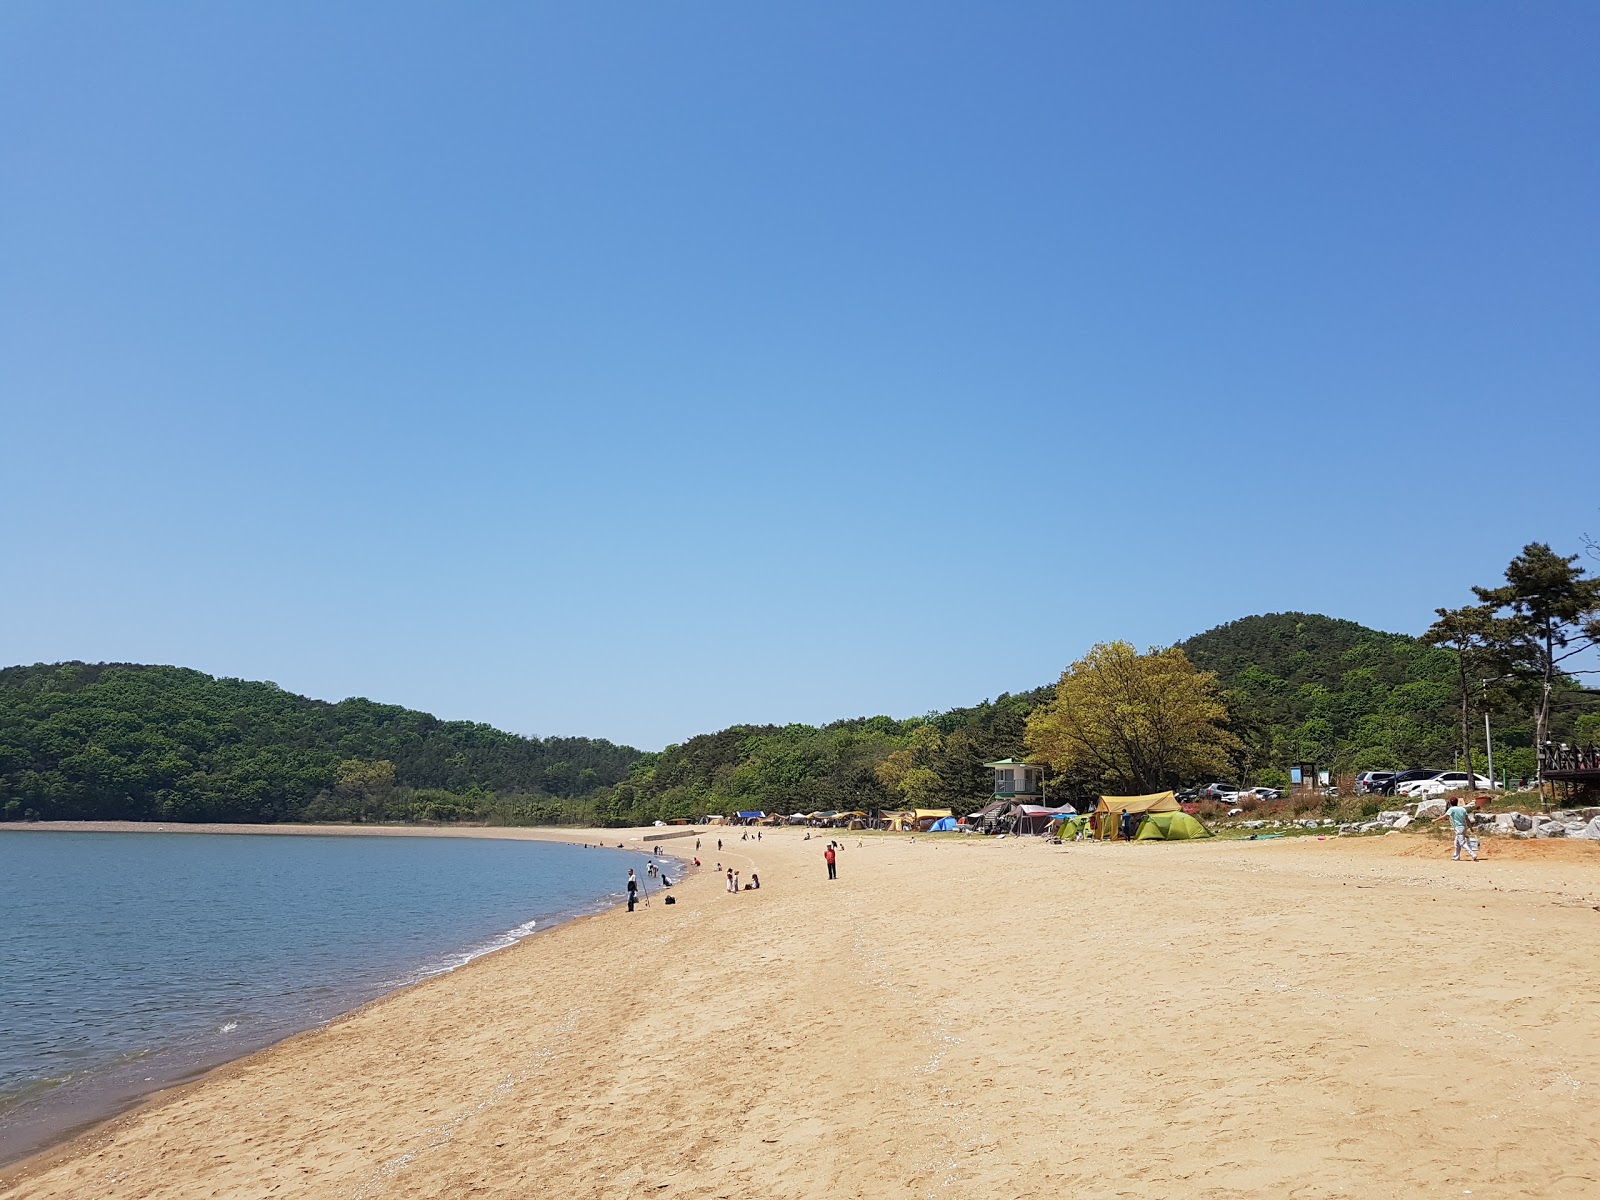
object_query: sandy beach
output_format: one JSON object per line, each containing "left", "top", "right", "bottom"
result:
{"left": 4, "top": 823, "right": 1599, "bottom": 1199}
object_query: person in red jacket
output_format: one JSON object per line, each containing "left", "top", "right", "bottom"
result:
{"left": 824, "top": 844, "right": 837, "bottom": 880}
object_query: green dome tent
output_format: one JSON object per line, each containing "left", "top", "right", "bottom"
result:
{"left": 1132, "top": 810, "right": 1215, "bottom": 841}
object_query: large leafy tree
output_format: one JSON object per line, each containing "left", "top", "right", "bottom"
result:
{"left": 1024, "top": 642, "right": 1238, "bottom": 795}
{"left": 1472, "top": 544, "right": 1600, "bottom": 777}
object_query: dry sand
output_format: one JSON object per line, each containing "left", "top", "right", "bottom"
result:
{"left": 4, "top": 824, "right": 1599, "bottom": 1199}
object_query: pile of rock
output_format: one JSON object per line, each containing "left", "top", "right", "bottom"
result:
{"left": 1338, "top": 802, "right": 1600, "bottom": 838}
{"left": 1493, "top": 808, "right": 1600, "bottom": 839}
{"left": 1338, "top": 810, "right": 1414, "bottom": 835}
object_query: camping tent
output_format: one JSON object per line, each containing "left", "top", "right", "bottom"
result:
{"left": 912, "top": 808, "right": 953, "bottom": 831}
{"left": 1013, "top": 805, "right": 1078, "bottom": 835}
{"left": 1049, "top": 814, "right": 1091, "bottom": 840}
{"left": 1092, "top": 792, "right": 1180, "bottom": 840}
{"left": 928, "top": 816, "right": 959, "bottom": 832}
{"left": 734, "top": 811, "right": 765, "bottom": 824}
{"left": 1133, "top": 810, "right": 1215, "bottom": 841}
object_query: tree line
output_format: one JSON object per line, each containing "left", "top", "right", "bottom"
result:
{"left": 0, "top": 663, "right": 638, "bottom": 823}
{"left": 4, "top": 543, "right": 1595, "bottom": 826}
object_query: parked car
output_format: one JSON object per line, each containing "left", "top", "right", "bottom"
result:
{"left": 1379, "top": 768, "right": 1443, "bottom": 796}
{"left": 1354, "top": 771, "right": 1398, "bottom": 794}
{"left": 1200, "top": 782, "right": 1242, "bottom": 801}
{"left": 1400, "top": 771, "right": 1496, "bottom": 797}
{"left": 1243, "top": 786, "right": 1282, "bottom": 800}
{"left": 1175, "top": 787, "right": 1201, "bottom": 803}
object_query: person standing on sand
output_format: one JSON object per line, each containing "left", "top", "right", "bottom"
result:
{"left": 824, "top": 844, "right": 837, "bottom": 880}
{"left": 627, "top": 870, "right": 639, "bottom": 912}
{"left": 1446, "top": 799, "right": 1477, "bottom": 861}
{"left": 726, "top": 868, "right": 736, "bottom": 893}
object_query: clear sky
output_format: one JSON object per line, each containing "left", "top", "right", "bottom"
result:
{"left": 4, "top": 2, "right": 1596, "bottom": 750}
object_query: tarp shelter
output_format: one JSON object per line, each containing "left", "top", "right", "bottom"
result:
{"left": 734, "top": 811, "right": 765, "bottom": 824}
{"left": 1013, "top": 805, "right": 1078, "bottom": 835}
{"left": 928, "top": 816, "right": 959, "bottom": 831}
{"left": 912, "top": 808, "right": 953, "bottom": 831}
{"left": 1092, "top": 792, "right": 1180, "bottom": 840}
{"left": 966, "top": 800, "right": 1010, "bottom": 832}
{"left": 1133, "top": 810, "right": 1215, "bottom": 841}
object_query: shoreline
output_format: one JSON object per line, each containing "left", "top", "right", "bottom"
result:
{"left": 0, "top": 822, "right": 686, "bottom": 1174}
{"left": 4, "top": 830, "right": 1597, "bottom": 1197}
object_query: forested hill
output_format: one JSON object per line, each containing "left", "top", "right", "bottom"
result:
{"left": 1178, "top": 612, "right": 1471, "bottom": 776}
{"left": 0, "top": 663, "right": 641, "bottom": 824}
{"left": 1, "top": 613, "right": 1565, "bottom": 827}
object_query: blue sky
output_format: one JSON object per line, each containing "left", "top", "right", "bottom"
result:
{"left": 4, "top": 2, "right": 1596, "bottom": 749}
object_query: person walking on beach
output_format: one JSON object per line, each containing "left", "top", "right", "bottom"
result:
{"left": 718, "top": 838, "right": 723, "bottom": 852}
{"left": 1446, "top": 799, "right": 1477, "bottom": 861}
{"left": 824, "top": 844, "right": 837, "bottom": 880}
{"left": 627, "top": 869, "right": 639, "bottom": 912}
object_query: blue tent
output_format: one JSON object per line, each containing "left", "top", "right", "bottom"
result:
{"left": 735, "top": 811, "right": 765, "bottom": 822}
{"left": 929, "top": 817, "right": 959, "bottom": 831}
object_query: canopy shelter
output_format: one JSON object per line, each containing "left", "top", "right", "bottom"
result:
{"left": 1133, "top": 810, "right": 1215, "bottom": 841}
{"left": 734, "top": 811, "right": 765, "bottom": 824}
{"left": 1013, "top": 804, "right": 1079, "bottom": 835}
{"left": 1091, "top": 792, "right": 1180, "bottom": 840}
{"left": 967, "top": 800, "right": 1011, "bottom": 833}
{"left": 912, "top": 808, "right": 953, "bottom": 831}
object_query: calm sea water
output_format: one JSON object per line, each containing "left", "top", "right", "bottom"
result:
{"left": 0, "top": 831, "right": 649, "bottom": 1164}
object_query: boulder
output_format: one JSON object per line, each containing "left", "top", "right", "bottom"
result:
{"left": 1536, "top": 822, "right": 1567, "bottom": 838}
{"left": 1414, "top": 798, "right": 1448, "bottom": 821}
{"left": 1392, "top": 814, "right": 1413, "bottom": 830}
{"left": 1570, "top": 818, "right": 1600, "bottom": 840}
{"left": 1379, "top": 810, "right": 1408, "bottom": 823}
{"left": 1512, "top": 813, "right": 1533, "bottom": 832}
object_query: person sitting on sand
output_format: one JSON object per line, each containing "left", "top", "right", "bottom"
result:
{"left": 750, "top": 872, "right": 760, "bottom": 889}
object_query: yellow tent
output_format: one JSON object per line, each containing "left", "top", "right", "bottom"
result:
{"left": 1092, "top": 792, "right": 1180, "bottom": 840}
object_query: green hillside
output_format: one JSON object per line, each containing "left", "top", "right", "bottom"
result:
{"left": 0, "top": 663, "right": 641, "bottom": 824}
{"left": 4, "top": 609, "right": 1581, "bottom": 826}
{"left": 1178, "top": 612, "right": 1461, "bottom": 776}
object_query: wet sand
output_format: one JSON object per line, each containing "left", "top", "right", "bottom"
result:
{"left": 3, "top": 824, "right": 1599, "bottom": 1198}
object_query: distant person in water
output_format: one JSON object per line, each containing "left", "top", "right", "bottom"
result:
{"left": 824, "top": 844, "right": 837, "bottom": 880}
{"left": 626, "top": 869, "right": 639, "bottom": 912}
